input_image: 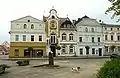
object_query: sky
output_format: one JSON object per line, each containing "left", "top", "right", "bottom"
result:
{"left": 0, "top": 0, "right": 120, "bottom": 44}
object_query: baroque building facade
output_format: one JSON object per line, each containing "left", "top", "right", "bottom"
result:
{"left": 75, "top": 16, "right": 104, "bottom": 56}
{"left": 102, "top": 23, "right": 120, "bottom": 55}
{"left": 9, "top": 8, "right": 120, "bottom": 58}
{"left": 43, "top": 8, "right": 77, "bottom": 57}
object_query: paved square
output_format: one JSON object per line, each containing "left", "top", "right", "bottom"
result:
{"left": 0, "top": 58, "right": 108, "bottom": 78}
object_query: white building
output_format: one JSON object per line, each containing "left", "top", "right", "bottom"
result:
{"left": 102, "top": 23, "right": 120, "bottom": 55}
{"left": 76, "top": 16, "right": 104, "bottom": 56}
{"left": 59, "top": 18, "right": 77, "bottom": 56}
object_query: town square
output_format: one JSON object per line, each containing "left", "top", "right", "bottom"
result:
{"left": 0, "top": 0, "right": 120, "bottom": 78}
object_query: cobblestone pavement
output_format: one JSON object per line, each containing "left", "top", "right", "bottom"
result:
{"left": 0, "top": 58, "right": 109, "bottom": 78}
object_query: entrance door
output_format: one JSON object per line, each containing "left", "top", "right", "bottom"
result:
{"left": 51, "top": 46, "right": 56, "bottom": 57}
{"left": 99, "top": 48, "right": 102, "bottom": 56}
{"left": 24, "top": 49, "right": 30, "bottom": 57}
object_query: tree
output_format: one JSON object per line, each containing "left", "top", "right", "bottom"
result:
{"left": 106, "top": 0, "right": 120, "bottom": 21}
{"left": 96, "top": 58, "right": 120, "bottom": 78}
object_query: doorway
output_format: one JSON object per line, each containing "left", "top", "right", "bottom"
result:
{"left": 99, "top": 48, "right": 102, "bottom": 56}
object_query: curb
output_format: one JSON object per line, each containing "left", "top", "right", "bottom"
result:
{"left": 1, "top": 56, "right": 110, "bottom": 60}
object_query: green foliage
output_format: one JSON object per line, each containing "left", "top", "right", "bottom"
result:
{"left": 96, "top": 58, "right": 120, "bottom": 78}
{"left": 106, "top": 0, "right": 120, "bottom": 21}
{"left": 56, "top": 45, "right": 61, "bottom": 50}
{"left": 16, "top": 60, "right": 30, "bottom": 66}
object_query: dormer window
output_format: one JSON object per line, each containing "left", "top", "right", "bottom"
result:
{"left": 24, "top": 24, "right": 27, "bottom": 29}
{"left": 52, "top": 16, "right": 55, "bottom": 19}
{"left": 31, "top": 24, "right": 34, "bottom": 29}
{"left": 28, "top": 20, "right": 30, "bottom": 22}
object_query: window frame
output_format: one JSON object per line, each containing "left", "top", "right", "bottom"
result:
{"left": 23, "top": 35, "right": 26, "bottom": 41}
{"left": 31, "top": 24, "right": 34, "bottom": 29}
{"left": 23, "top": 24, "right": 27, "bottom": 29}
{"left": 31, "top": 35, "right": 34, "bottom": 41}
{"left": 15, "top": 35, "right": 19, "bottom": 41}
{"left": 62, "top": 33, "right": 66, "bottom": 40}
{"left": 79, "top": 37, "right": 82, "bottom": 42}
{"left": 69, "top": 33, "right": 73, "bottom": 41}
{"left": 111, "top": 35, "right": 113, "bottom": 40}
{"left": 39, "top": 35, "right": 42, "bottom": 41}
{"left": 92, "top": 48, "right": 95, "bottom": 54}
{"left": 92, "top": 37, "right": 94, "bottom": 43}
{"left": 80, "top": 48, "right": 83, "bottom": 55}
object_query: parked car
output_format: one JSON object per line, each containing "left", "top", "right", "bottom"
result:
{"left": 110, "top": 53, "right": 120, "bottom": 59}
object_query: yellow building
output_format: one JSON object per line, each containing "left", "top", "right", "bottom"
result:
{"left": 9, "top": 16, "right": 46, "bottom": 58}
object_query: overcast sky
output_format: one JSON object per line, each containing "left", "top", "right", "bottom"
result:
{"left": 0, "top": 0, "right": 120, "bottom": 44}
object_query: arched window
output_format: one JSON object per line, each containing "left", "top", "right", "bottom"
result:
{"left": 62, "top": 33, "right": 66, "bottom": 40}
{"left": 50, "top": 33, "right": 56, "bottom": 43}
{"left": 69, "top": 33, "right": 73, "bottom": 40}
{"left": 31, "top": 24, "right": 34, "bottom": 29}
{"left": 91, "top": 28, "right": 94, "bottom": 32}
{"left": 85, "top": 27, "right": 88, "bottom": 32}
{"left": 23, "top": 24, "right": 27, "bottom": 29}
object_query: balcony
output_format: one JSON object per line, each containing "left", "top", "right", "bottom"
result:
{"left": 47, "top": 38, "right": 58, "bottom": 45}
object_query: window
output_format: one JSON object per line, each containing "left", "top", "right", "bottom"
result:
{"left": 15, "top": 35, "right": 19, "bottom": 41}
{"left": 92, "top": 48, "right": 95, "bottom": 54}
{"left": 31, "top": 35, "right": 34, "bottom": 41}
{"left": 62, "top": 33, "right": 66, "bottom": 40}
{"left": 23, "top": 35, "right": 26, "bottom": 41}
{"left": 92, "top": 37, "right": 94, "bottom": 42}
{"left": 52, "top": 16, "right": 55, "bottom": 19}
{"left": 105, "top": 28, "right": 107, "bottom": 30}
{"left": 111, "top": 35, "right": 113, "bottom": 40}
{"left": 24, "top": 24, "right": 27, "bottom": 29}
{"left": 118, "top": 36, "right": 120, "bottom": 41}
{"left": 105, "top": 46, "right": 108, "bottom": 52}
{"left": 91, "top": 28, "right": 94, "bottom": 32}
{"left": 111, "top": 28, "right": 113, "bottom": 31}
{"left": 50, "top": 34, "right": 56, "bottom": 43}
{"left": 85, "top": 27, "right": 88, "bottom": 32}
{"left": 62, "top": 46, "right": 66, "bottom": 54}
{"left": 105, "top": 35, "right": 108, "bottom": 40}
{"left": 69, "top": 33, "right": 73, "bottom": 40}
{"left": 28, "top": 20, "right": 30, "bottom": 22}
{"left": 31, "top": 24, "right": 34, "bottom": 29}
{"left": 79, "top": 37, "right": 82, "bottom": 42}
{"left": 14, "top": 49, "right": 19, "bottom": 56}
{"left": 69, "top": 45, "right": 74, "bottom": 54}
{"left": 39, "top": 35, "right": 42, "bottom": 41}
{"left": 98, "top": 37, "right": 100, "bottom": 42}
{"left": 80, "top": 48, "right": 83, "bottom": 55}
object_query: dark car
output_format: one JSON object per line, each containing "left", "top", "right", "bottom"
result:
{"left": 110, "top": 53, "right": 120, "bottom": 59}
